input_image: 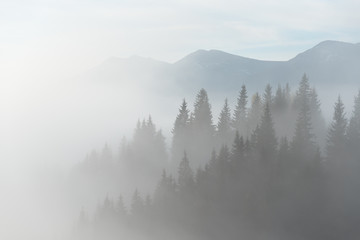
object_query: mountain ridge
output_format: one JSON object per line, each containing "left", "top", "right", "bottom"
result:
{"left": 84, "top": 40, "right": 360, "bottom": 95}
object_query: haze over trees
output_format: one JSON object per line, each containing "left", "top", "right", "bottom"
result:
{"left": 73, "top": 75, "right": 360, "bottom": 240}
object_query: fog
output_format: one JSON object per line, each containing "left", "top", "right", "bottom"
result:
{"left": 2, "top": 1, "right": 360, "bottom": 239}
{"left": 1, "top": 65, "right": 359, "bottom": 239}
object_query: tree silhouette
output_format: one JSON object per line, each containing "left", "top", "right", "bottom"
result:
{"left": 327, "top": 96, "right": 347, "bottom": 163}
{"left": 232, "top": 84, "right": 248, "bottom": 136}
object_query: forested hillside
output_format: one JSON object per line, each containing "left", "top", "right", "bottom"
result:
{"left": 72, "top": 75, "right": 360, "bottom": 240}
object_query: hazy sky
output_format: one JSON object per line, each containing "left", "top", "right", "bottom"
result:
{"left": 1, "top": 0, "right": 360, "bottom": 79}
{"left": 0, "top": 0, "right": 359, "bottom": 159}
{"left": 1, "top": 0, "right": 359, "bottom": 166}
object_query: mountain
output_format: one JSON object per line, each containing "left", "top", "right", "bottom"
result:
{"left": 83, "top": 40, "right": 360, "bottom": 95}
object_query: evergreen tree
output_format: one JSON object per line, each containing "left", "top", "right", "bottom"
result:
{"left": 154, "top": 170, "right": 176, "bottom": 203}
{"left": 216, "top": 145, "right": 231, "bottom": 180}
{"left": 310, "top": 88, "right": 321, "bottom": 115}
{"left": 277, "top": 137, "right": 290, "bottom": 171}
{"left": 154, "top": 129, "right": 167, "bottom": 163}
{"left": 327, "top": 96, "right": 347, "bottom": 162}
{"left": 291, "top": 74, "right": 315, "bottom": 160}
{"left": 274, "top": 84, "right": 287, "bottom": 112}
{"left": 347, "top": 90, "right": 360, "bottom": 156}
{"left": 248, "top": 92, "right": 262, "bottom": 135}
{"left": 263, "top": 84, "right": 273, "bottom": 106}
{"left": 217, "top": 98, "right": 232, "bottom": 147}
{"left": 193, "top": 88, "right": 215, "bottom": 134}
{"left": 191, "top": 88, "right": 215, "bottom": 166}
{"left": 178, "top": 151, "right": 194, "bottom": 191}
{"left": 232, "top": 84, "right": 248, "bottom": 136}
{"left": 230, "top": 131, "right": 244, "bottom": 167}
{"left": 257, "top": 103, "right": 277, "bottom": 165}
{"left": 293, "top": 74, "right": 311, "bottom": 110}
{"left": 309, "top": 88, "right": 327, "bottom": 147}
{"left": 171, "top": 99, "right": 190, "bottom": 163}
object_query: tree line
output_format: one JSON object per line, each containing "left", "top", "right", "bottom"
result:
{"left": 73, "top": 74, "right": 360, "bottom": 240}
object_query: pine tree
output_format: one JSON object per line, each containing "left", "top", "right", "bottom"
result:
{"left": 248, "top": 92, "right": 262, "bottom": 135}
{"left": 263, "top": 84, "right": 273, "bottom": 106}
{"left": 191, "top": 88, "right": 215, "bottom": 166}
{"left": 233, "top": 85, "right": 248, "bottom": 136}
{"left": 154, "top": 129, "right": 167, "bottom": 164}
{"left": 327, "top": 96, "right": 347, "bottom": 162}
{"left": 193, "top": 88, "right": 215, "bottom": 134}
{"left": 309, "top": 88, "right": 327, "bottom": 147}
{"left": 178, "top": 151, "right": 194, "bottom": 191}
{"left": 310, "top": 88, "right": 321, "bottom": 115}
{"left": 257, "top": 103, "right": 277, "bottom": 165}
{"left": 277, "top": 137, "right": 290, "bottom": 179}
{"left": 217, "top": 98, "right": 232, "bottom": 147}
{"left": 172, "top": 99, "right": 190, "bottom": 161}
{"left": 347, "top": 90, "right": 360, "bottom": 156}
{"left": 230, "top": 131, "right": 244, "bottom": 162}
{"left": 154, "top": 170, "right": 176, "bottom": 204}
{"left": 293, "top": 74, "right": 311, "bottom": 110}
{"left": 274, "top": 84, "right": 287, "bottom": 112}
{"left": 146, "top": 115, "right": 156, "bottom": 138}
{"left": 230, "top": 131, "right": 245, "bottom": 175}
{"left": 217, "top": 145, "right": 231, "bottom": 180}
{"left": 291, "top": 74, "right": 315, "bottom": 160}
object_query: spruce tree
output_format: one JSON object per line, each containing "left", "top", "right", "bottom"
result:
{"left": 248, "top": 92, "right": 262, "bottom": 135}
{"left": 172, "top": 99, "right": 190, "bottom": 161}
{"left": 347, "top": 90, "right": 360, "bottom": 156}
{"left": 293, "top": 74, "right": 311, "bottom": 110}
{"left": 193, "top": 88, "right": 215, "bottom": 134}
{"left": 310, "top": 88, "right": 327, "bottom": 147}
{"left": 263, "top": 84, "right": 273, "bottom": 106}
{"left": 217, "top": 98, "right": 232, "bottom": 147}
{"left": 327, "top": 96, "right": 347, "bottom": 162}
{"left": 291, "top": 74, "right": 315, "bottom": 160}
{"left": 257, "top": 103, "right": 277, "bottom": 165}
{"left": 191, "top": 88, "right": 215, "bottom": 166}
{"left": 233, "top": 84, "right": 248, "bottom": 136}
{"left": 230, "top": 131, "right": 244, "bottom": 165}
{"left": 277, "top": 137, "right": 290, "bottom": 173}
{"left": 178, "top": 151, "right": 194, "bottom": 191}
{"left": 274, "top": 84, "right": 287, "bottom": 112}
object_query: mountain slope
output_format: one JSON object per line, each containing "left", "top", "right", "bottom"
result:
{"left": 84, "top": 40, "right": 360, "bottom": 95}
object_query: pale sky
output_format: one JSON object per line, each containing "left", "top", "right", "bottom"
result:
{"left": 1, "top": 0, "right": 360, "bottom": 80}
{"left": 1, "top": 0, "right": 360, "bottom": 166}
{"left": 1, "top": 0, "right": 360, "bottom": 165}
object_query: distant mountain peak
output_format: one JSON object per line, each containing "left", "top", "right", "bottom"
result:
{"left": 313, "top": 40, "right": 356, "bottom": 49}
{"left": 290, "top": 40, "right": 359, "bottom": 63}
{"left": 175, "top": 49, "right": 255, "bottom": 67}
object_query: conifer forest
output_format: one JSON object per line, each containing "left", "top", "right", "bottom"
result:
{"left": 73, "top": 74, "right": 360, "bottom": 240}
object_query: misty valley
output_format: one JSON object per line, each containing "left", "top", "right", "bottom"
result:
{"left": 70, "top": 75, "right": 360, "bottom": 240}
